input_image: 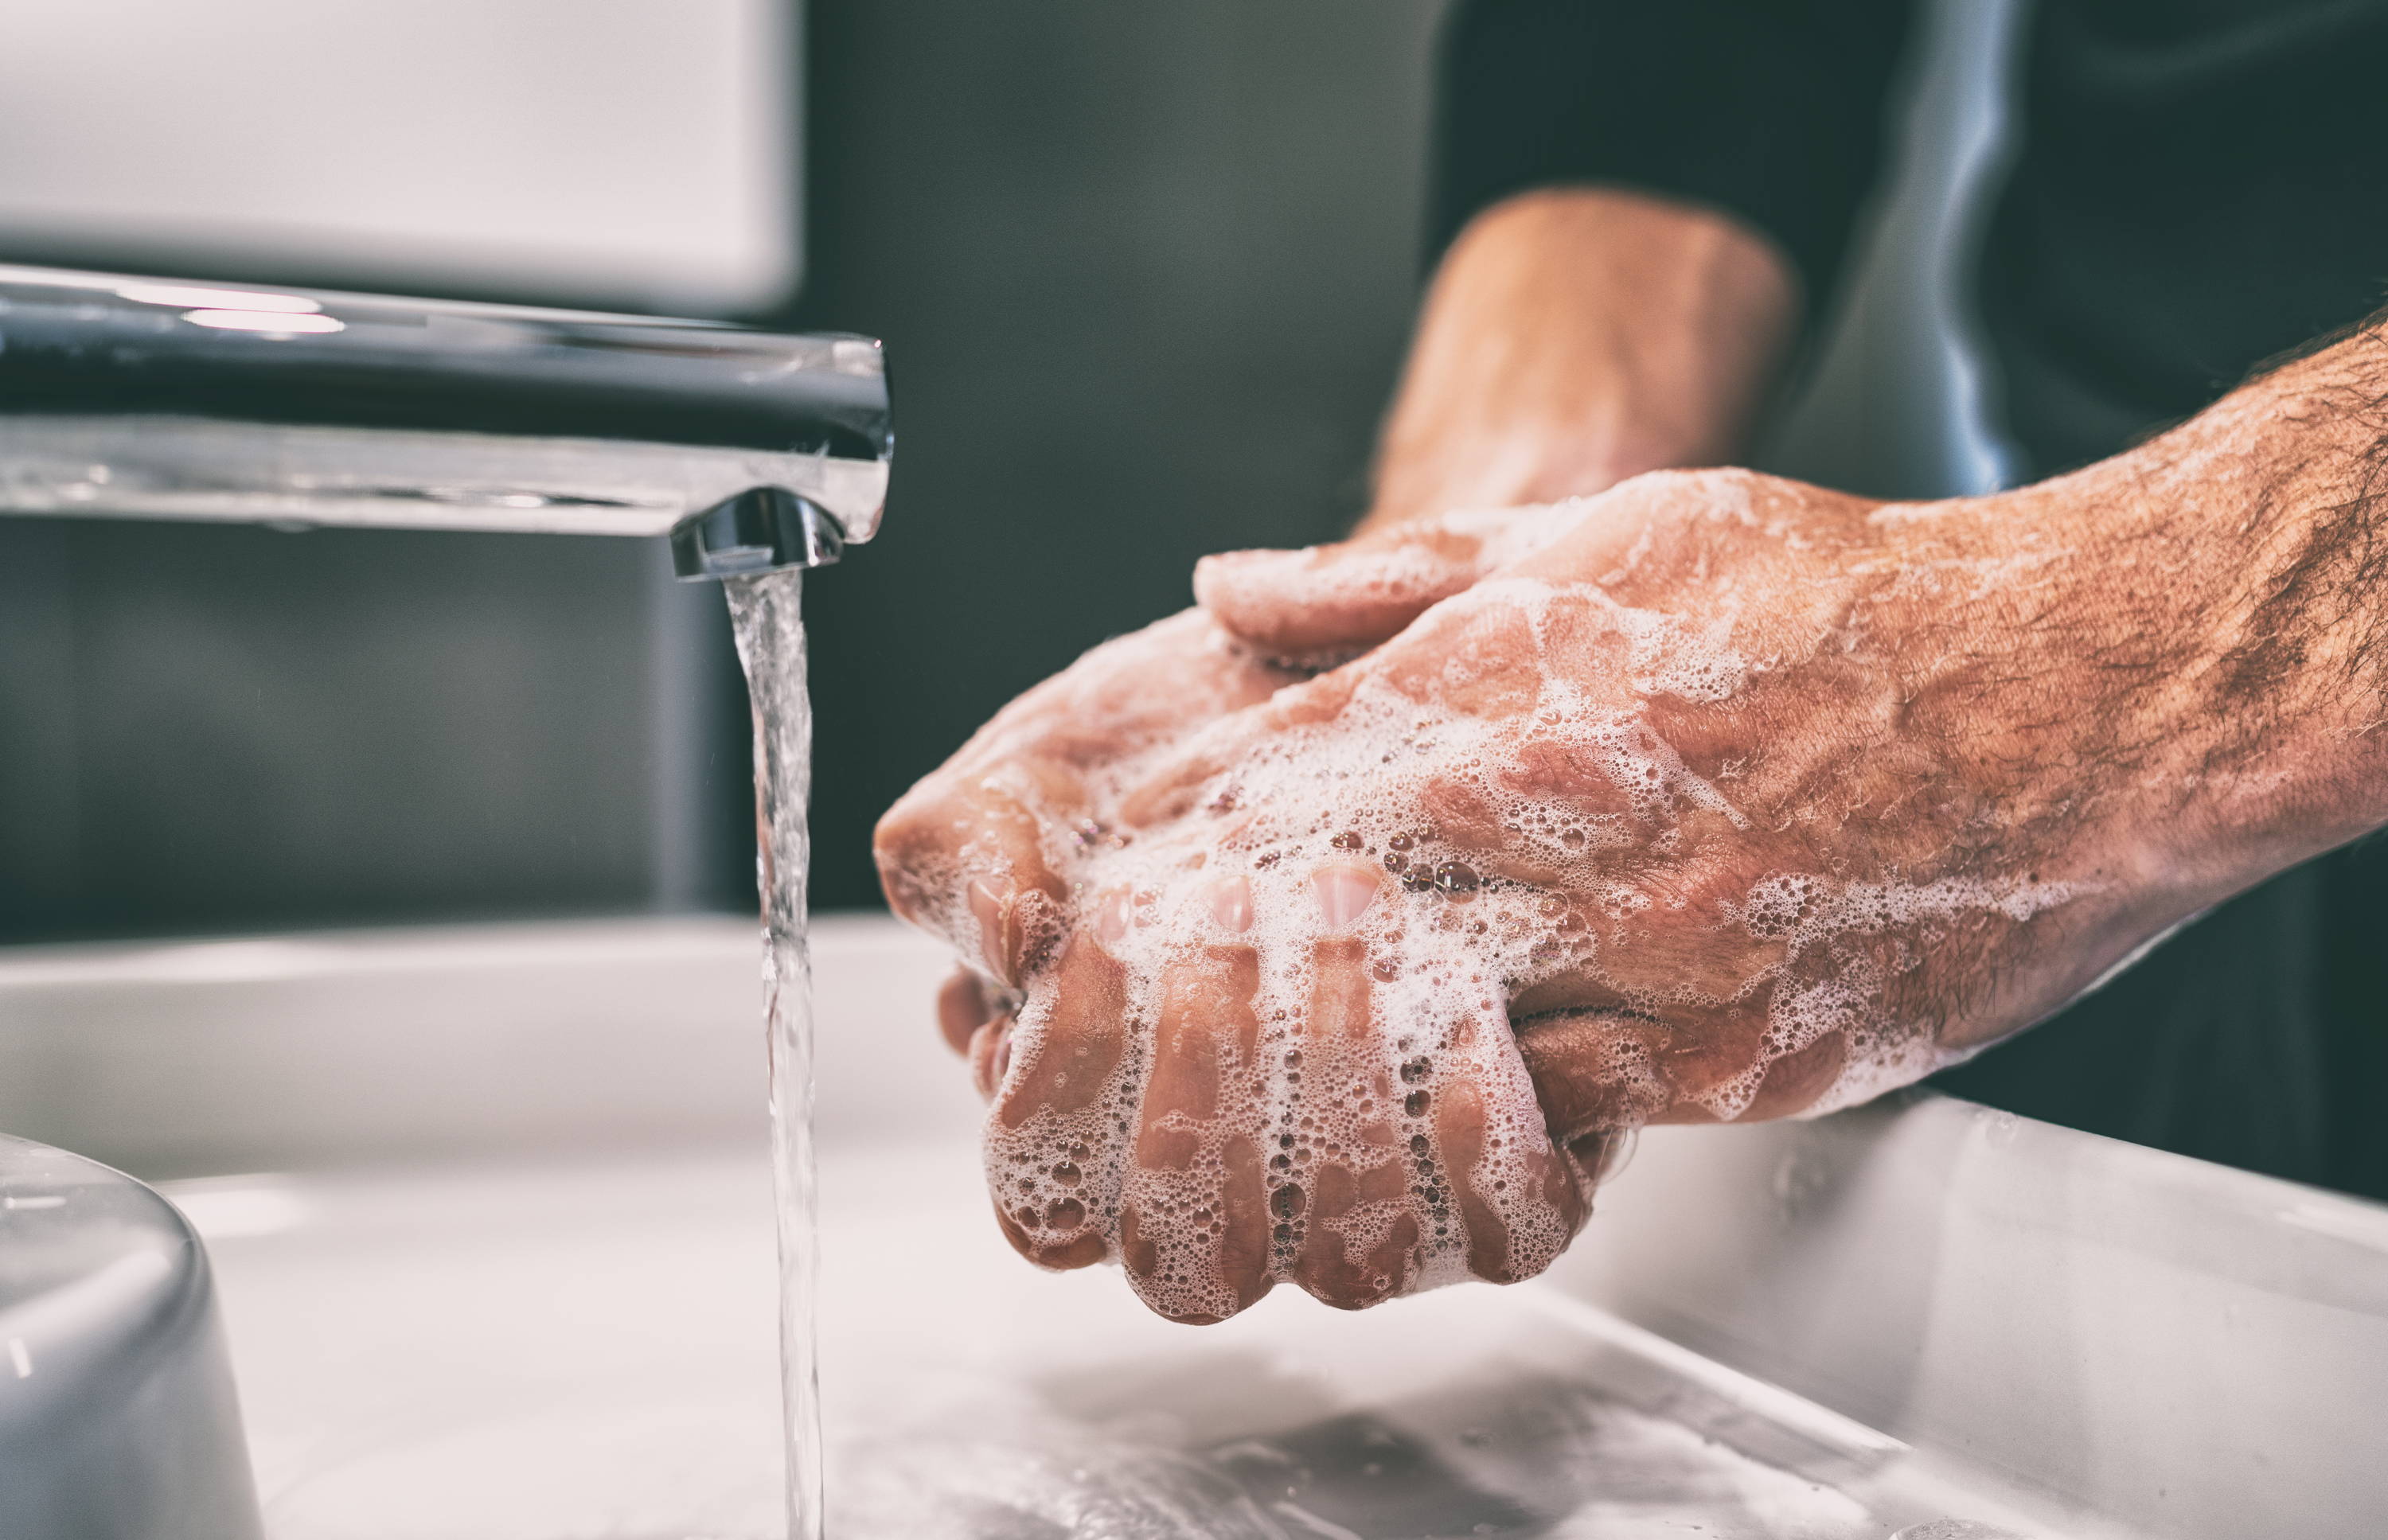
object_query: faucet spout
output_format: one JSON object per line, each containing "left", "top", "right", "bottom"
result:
{"left": 673, "top": 489, "right": 845, "bottom": 579}
{"left": 0, "top": 265, "right": 891, "bottom": 571}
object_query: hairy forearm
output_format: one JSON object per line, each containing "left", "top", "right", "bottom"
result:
{"left": 2177, "top": 315, "right": 2388, "bottom": 871}
{"left": 1366, "top": 187, "right": 1799, "bottom": 532}
{"left": 2002, "top": 314, "right": 2388, "bottom": 900}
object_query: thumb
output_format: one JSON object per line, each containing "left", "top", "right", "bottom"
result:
{"left": 1193, "top": 502, "right": 1590, "bottom": 662}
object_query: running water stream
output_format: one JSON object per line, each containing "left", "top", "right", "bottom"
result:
{"left": 724, "top": 568, "right": 824, "bottom": 1540}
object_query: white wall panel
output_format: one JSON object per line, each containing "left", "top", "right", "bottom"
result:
{"left": 0, "top": 0, "right": 795, "bottom": 311}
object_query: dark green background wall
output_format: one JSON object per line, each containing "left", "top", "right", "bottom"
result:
{"left": 778, "top": 1, "right": 1450, "bottom": 909}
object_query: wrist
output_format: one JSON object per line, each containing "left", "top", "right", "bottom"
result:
{"left": 1367, "top": 187, "right": 1798, "bottom": 532}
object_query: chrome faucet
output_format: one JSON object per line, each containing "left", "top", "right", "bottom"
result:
{"left": 0, "top": 266, "right": 889, "bottom": 1535}
{"left": 0, "top": 264, "right": 889, "bottom": 577}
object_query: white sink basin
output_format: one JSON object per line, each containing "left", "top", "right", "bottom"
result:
{"left": 5, "top": 916, "right": 2385, "bottom": 1538}
{"left": 173, "top": 1145, "right": 2006, "bottom": 1540}
{"left": 0, "top": 1135, "right": 259, "bottom": 1539}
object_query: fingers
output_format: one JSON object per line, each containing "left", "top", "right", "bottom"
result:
{"left": 1279, "top": 918, "right": 1586, "bottom": 1304}
{"left": 1118, "top": 877, "right": 1274, "bottom": 1323}
{"left": 1433, "top": 1012, "right": 1590, "bottom": 1286}
{"left": 968, "top": 853, "right": 1617, "bottom": 1314}
{"left": 875, "top": 608, "right": 1300, "bottom": 986}
{"left": 1512, "top": 994, "right": 1850, "bottom": 1133}
{"left": 1194, "top": 505, "right": 1585, "bottom": 662}
{"left": 1193, "top": 533, "right": 1482, "bottom": 662}
{"left": 873, "top": 774, "right": 1070, "bottom": 988}
{"left": 937, "top": 969, "right": 992, "bottom": 1055}
{"left": 984, "top": 931, "right": 1131, "bottom": 1272}
{"left": 1511, "top": 1008, "right": 1674, "bottom": 1138}
{"left": 966, "top": 1014, "right": 1013, "bottom": 1100}
{"left": 1289, "top": 929, "right": 1423, "bottom": 1310}
{"left": 967, "top": 871, "right": 1067, "bottom": 992}
{"left": 1737, "top": 1025, "right": 1848, "bottom": 1121}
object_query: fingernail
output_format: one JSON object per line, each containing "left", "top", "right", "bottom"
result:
{"left": 1312, "top": 864, "right": 1379, "bottom": 930}
{"left": 970, "top": 1017, "right": 1014, "bottom": 1100}
{"left": 1208, "top": 875, "right": 1254, "bottom": 933}
{"left": 1194, "top": 548, "right": 1279, "bottom": 579}
{"left": 1193, "top": 548, "right": 1305, "bottom": 603}
{"left": 969, "top": 878, "right": 1013, "bottom": 983}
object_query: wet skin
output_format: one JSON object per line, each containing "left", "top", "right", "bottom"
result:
{"left": 876, "top": 454, "right": 2277, "bottom": 1319}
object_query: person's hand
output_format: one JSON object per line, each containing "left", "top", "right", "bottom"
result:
{"left": 966, "top": 462, "right": 2277, "bottom": 1324}
{"left": 880, "top": 314, "right": 2388, "bottom": 1326}
{"left": 874, "top": 610, "right": 1306, "bottom": 1060}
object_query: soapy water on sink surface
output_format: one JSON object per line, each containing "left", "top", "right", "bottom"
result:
{"left": 823, "top": 1374, "right": 1891, "bottom": 1540}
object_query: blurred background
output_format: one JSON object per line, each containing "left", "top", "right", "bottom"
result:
{"left": 0, "top": 0, "right": 2015, "bottom": 941}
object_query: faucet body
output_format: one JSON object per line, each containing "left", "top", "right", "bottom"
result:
{"left": 0, "top": 266, "right": 889, "bottom": 576}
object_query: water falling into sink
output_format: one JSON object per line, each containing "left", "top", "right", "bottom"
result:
{"left": 725, "top": 569, "right": 824, "bottom": 1540}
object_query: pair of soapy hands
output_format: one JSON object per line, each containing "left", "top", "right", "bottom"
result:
{"left": 876, "top": 463, "right": 2186, "bottom": 1324}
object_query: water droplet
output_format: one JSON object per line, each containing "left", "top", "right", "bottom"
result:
{"left": 1433, "top": 861, "right": 1481, "bottom": 895}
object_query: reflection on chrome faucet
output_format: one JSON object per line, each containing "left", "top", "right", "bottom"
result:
{"left": 0, "top": 264, "right": 889, "bottom": 572}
